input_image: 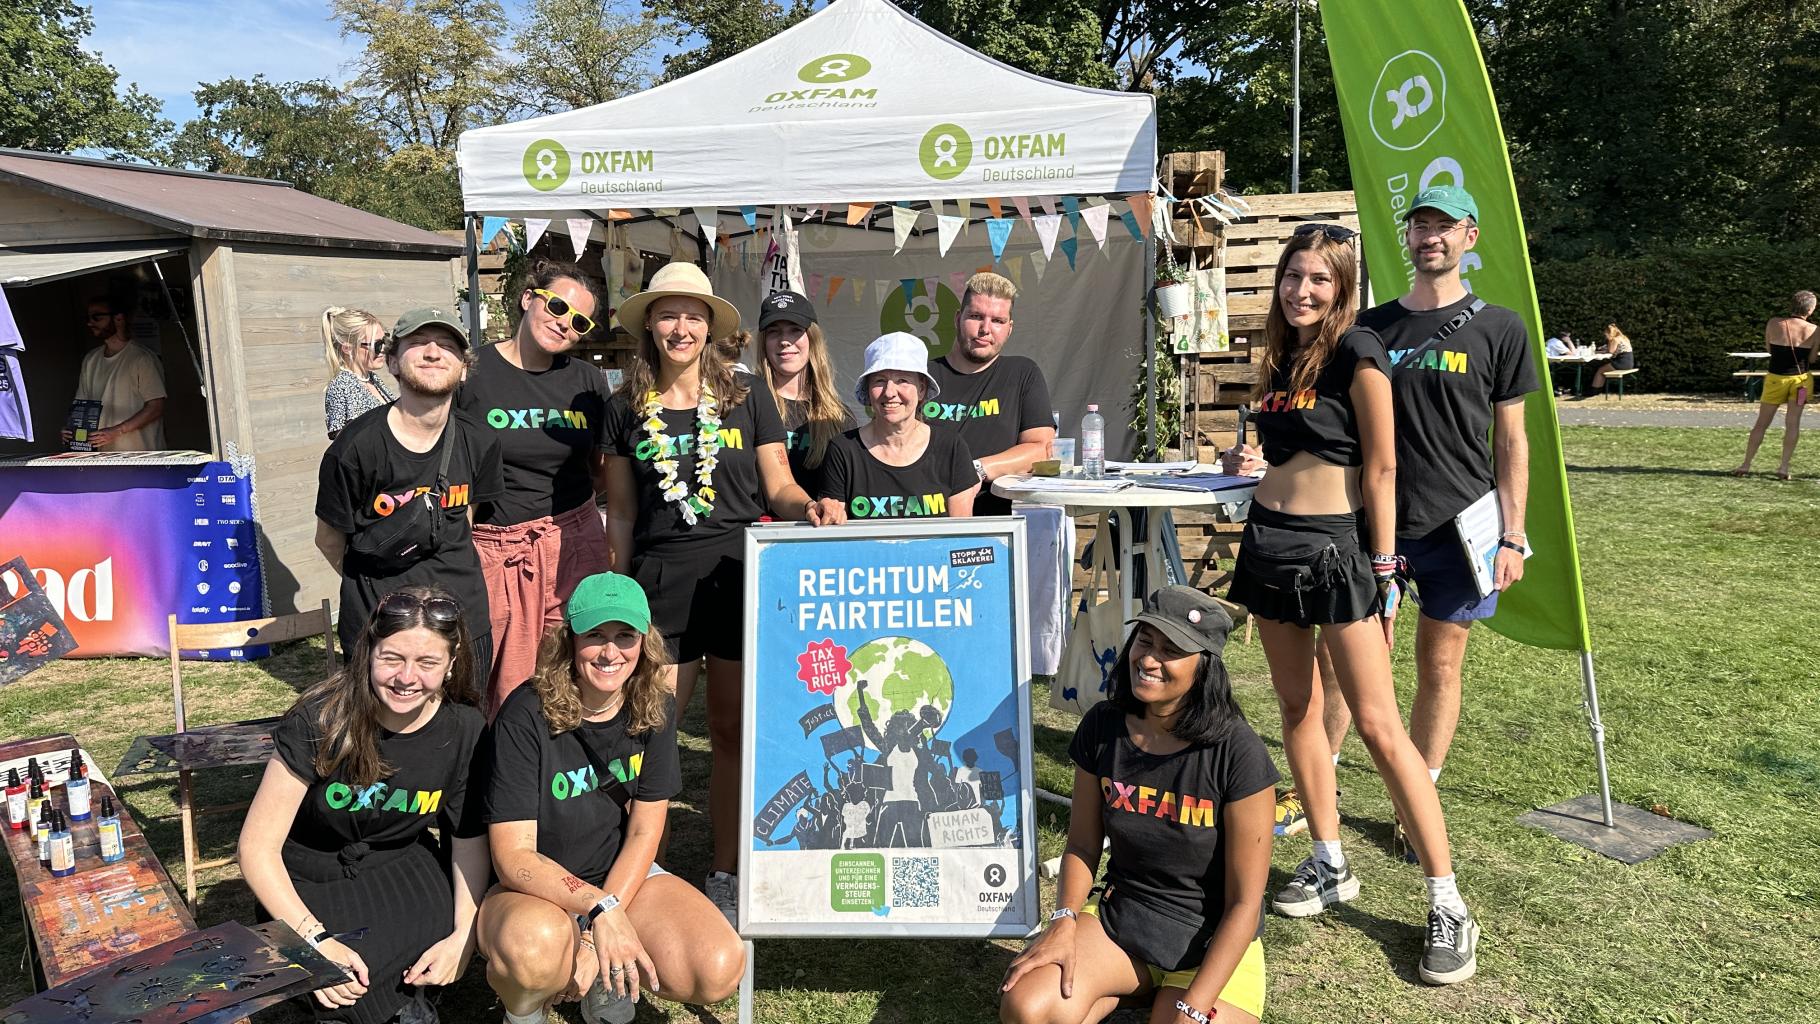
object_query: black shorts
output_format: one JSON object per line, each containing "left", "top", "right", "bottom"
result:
{"left": 633, "top": 535, "right": 745, "bottom": 663}
{"left": 1226, "top": 506, "right": 1378, "bottom": 627}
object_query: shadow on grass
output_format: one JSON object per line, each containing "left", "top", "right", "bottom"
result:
{"left": 1563, "top": 463, "right": 1748, "bottom": 479}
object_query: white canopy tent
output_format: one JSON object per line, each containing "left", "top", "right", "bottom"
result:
{"left": 457, "top": 0, "right": 1161, "bottom": 455}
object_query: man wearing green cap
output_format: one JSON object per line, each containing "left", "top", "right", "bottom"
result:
{"left": 316, "top": 308, "right": 504, "bottom": 691}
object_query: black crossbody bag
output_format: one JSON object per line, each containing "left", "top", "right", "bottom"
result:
{"left": 1390, "top": 299, "right": 1485, "bottom": 377}
{"left": 350, "top": 425, "right": 456, "bottom": 576}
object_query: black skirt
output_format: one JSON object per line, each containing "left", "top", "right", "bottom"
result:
{"left": 266, "top": 835, "right": 455, "bottom": 1024}
{"left": 1227, "top": 505, "right": 1378, "bottom": 627}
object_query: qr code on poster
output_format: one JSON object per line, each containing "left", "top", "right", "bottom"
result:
{"left": 891, "top": 857, "right": 940, "bottom": 908}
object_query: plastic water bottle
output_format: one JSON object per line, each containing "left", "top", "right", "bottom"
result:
{"left": 1081, "top": 404, "right": 1105, "bottom": 479}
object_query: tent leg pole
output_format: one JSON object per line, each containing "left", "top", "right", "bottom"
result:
{"left": 1580, "top": 650, "right": 1615, "bottom": 827}
{"left": 1142, "top": 230, "right": 1157, "bottom": 457}
{"left": 464, "top": 214, "right": 482, "bottom": 343}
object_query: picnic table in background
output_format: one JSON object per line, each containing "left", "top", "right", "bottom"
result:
{"left": 1546, "top": 348, "right": 1605, "bottom": 398}
{"left": 1727, "top": 351, "right": 1769, "bottom": 400}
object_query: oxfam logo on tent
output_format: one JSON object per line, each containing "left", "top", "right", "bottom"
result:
{"left": 1369, "top": 50, "right": 1447, "bottom": 151}
{"left": 881, "top": 282, "right": 960, "bottom": 358}
{"left": 798, "top": 53, "right": 871, "bottom": 83}
{"left": 522, "top": 139, "right": 571, "bottom": 191}
{"left": 920, "top": 124, "right": 973, "bottom": 181}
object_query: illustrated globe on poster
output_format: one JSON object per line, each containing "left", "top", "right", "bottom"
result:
{"left": 832, "top": 636, "right": 954, "bottom": 741}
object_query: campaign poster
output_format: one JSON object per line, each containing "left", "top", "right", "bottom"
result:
{"left": 740, "top": 520, "right": 1037, "bottom": 938}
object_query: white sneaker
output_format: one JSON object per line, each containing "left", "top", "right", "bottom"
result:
{"left": 705, "top": 870, "right": 739, "bottom": 927}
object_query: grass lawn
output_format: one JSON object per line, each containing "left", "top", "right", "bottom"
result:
{"left": 2, "top": 425, "right": 1815, "bottom": 1022}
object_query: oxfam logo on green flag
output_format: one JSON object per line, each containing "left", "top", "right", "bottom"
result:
{"left": 522, "top": 139, "right": 570, "bottom": 191}
{"left": 798, "top": 53, "right": 871, "bottom": 83}
{"left": 919, "top": 123, "right": 973, "bottom": 181}
{"left": 881, "top": 281, "right": 960, "bottom": 358}
{"left": 1369, "top": 50, "right": 1447, "bottom": 151}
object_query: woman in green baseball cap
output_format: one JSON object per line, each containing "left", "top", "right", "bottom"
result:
{"left": 476, "top": 572, "right": 742, "bottom": 1024}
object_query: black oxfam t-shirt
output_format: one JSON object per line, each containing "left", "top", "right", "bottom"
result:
{"left": 820, "top": 426, "right": 976, "bottom": 519}
{"left": 779, "top": 396, "right": 857, "bottom": 501}
{"left": 482, "top": 685, "right": 682, "bottom": 884}
{"left": 1357, "top": 296, "right": 1540, "bottom": 538}
{"left": 925, "top": 355, "right": 1052, "bottom": 516}
{"left": 1252, "top": 327, "right": 1391, "bottom": 469}
{"left": 456, "top": 344, "right": 611, "bottom": 526}
{"left": 1068, "top": 702, "right": 1278, "bottom": 970}
{"left": 601, "top": 372, "right": 787, "bottom": 551}
{"left": 272, "top": 697, "right": 486, "bottom": 850}
{"left": 315, "top": 406, "right": 502, "bottom": 648}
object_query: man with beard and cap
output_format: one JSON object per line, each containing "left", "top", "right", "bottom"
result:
{"left": 316, "top": 307, "right": 504, "bottom": 692}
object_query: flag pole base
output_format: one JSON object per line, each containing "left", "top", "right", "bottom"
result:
{"left": 1517, "top": 795, "right": 1710, "bottom": 864}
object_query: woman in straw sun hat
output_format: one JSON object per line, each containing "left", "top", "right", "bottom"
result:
{"left": 599, "top": 261, "right": 841, "bottom": 927}
{"left": 819, "top": 332, "right": 980, "bottom": 519}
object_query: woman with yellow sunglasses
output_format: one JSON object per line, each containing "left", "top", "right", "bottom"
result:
{"left": 456, "top": 257, "right": 617, "bottom": 717}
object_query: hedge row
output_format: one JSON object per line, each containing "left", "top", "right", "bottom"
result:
{"left": 1531, "top": 241, "right": 1820, "bottom": 393}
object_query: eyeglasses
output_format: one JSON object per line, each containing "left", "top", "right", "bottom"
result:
{"left": 1406, "top": 220, "right": 1468, "bottom": 239}
{"left": 1293, "top": 223, "right": 1359, "bottom": 243}
{"left": 533, "top": 289, "right": 597, "bottom": 336}
{"left": 376, "top": 591, "right": 462, "bottom": 628}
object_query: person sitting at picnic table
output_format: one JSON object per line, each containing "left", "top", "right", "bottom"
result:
{"left": 475, "top": 573, "right": 742, "bottom": 1024}
{"left": 999, "top": 586, "right": 1276, "bottom": 1024}
{"left": 818, "top": 332, "right": 980, "bottom": 519}
{"left": 1545, "top": 331, "right": 1574, "bottom": 358}
{"left": 1588, "top": 323, "right": 1634, "bottom": 392}
{"left": 238, "top": 585, "right": 489, "bottom": 1024}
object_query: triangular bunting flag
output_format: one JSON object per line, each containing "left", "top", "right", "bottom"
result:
{"left": 1060, "top": 196, "right": 1081, "bottom": 233}
{"left": 899, "top": 278, "right": 919, "bottom": 311}
{"left": 1005, "top": 255, "right": 1022, "bottom": 289}
{"left": 936, "top": 215, "right": 963, "bottom": 257}
{"left": 807, "top": 273, "right": 824, "bottom": 302}
{"left": 847, "top": 203, "right": 873, "bottom": 226}
{"left": 1082, "top": 203, "right": 1111, "bottom": 250}
{"left": 851, "top": 277, "right": 863, "bottom": 305}
{"left": 653, "top": 207, "right": 681, "bottom": 217}
{"left": 874, "top": 279, "right": 892, "bottom": 307}
{"left": 1032, "top": 214, "right": 1062, "bottom": 259}
{"left": 480, "top": 216, "right": 508, "bottom": 249}
{"left": 893, "top": 205, "right": 919, "bottom": 253}
{"left": 985, "top": 217, "right": 1014, "bottom": 262}
{"left": 1120, "top": 209, "right": 1144, "bottom": 242}
{"left": 1028, "top": 248, "right": 1049, "bottom": 283}
{"left": 949, "top": 270, "right": 967, "bottom": 293}
{"left": 1127, "top": 194, "right": 1154, "bottom": 234}
{"left": 523, "top": 217, "right": 550, "bottom": 251}
{"left": 1059, "top": 235, "right": 1078, "bottom": 270}
{"left": 985, "top": 197, "right": 1003, "bottom": 218}
{"left": 958, "top": 198, "right": 972, "bottom": 235}
{"left": 565, "top": 217, "right": 592, "bottom": 260}
{"left": 1039, "top": 195, "right": 1058, "bottom": 216}
{"left": 828, "top": 275, "right": 844, "bottom": 305}
{"left": 1012, "top": 196, "right": 1032, "bottom": 225}
{"left": 740, "top": 206, "right": 757, "bottom": 228}
{"left": 692, "top": 208, "right": 719, "bottom": 250}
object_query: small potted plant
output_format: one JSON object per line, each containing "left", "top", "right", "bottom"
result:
{"left": 1154, "top": 253, "right": 1193, "bottom": 320}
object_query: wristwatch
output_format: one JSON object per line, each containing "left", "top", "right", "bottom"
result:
{"left": 584, "top": 892, "right": 621, "bottom": 927}
{"left": 972, "top": 458, "right": 987, "bottom": 482}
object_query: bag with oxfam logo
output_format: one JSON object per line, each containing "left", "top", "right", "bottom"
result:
{"left": 351, "top": 428, "right": 455, "bottom": 575}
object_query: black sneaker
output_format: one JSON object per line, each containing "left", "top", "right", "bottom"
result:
{"left": 1419, "top": 905, "right": 1480, "bottom": 985}
{"left": 1271, "top": 856, "right": 1360, "bottom": 918}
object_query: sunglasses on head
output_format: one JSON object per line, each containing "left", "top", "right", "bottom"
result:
{"left": 532, "top": 288, "right": 597, "bottom": 336}
{"left": 376, "top": 591, "right": 462, "bottom": 628}
{"left": 1293, "top": 222, "right": 1359, "bottom": 243}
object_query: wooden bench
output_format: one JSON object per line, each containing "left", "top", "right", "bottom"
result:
{"left": 1601, "top": 367, "right": 1639, "bottom": 396}
{"left": 1732, "top": 370, "right": 1767, "bottom": 400}
{"left": 0, "top": 734, "right": 195, "bottom": 988}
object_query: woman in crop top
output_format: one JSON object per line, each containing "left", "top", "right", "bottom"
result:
{"left": 1222, "top": 228, "right": 1479, "bottom": 986}
{"left": 1732, "top": 290, "right": 1817, "bottom": 481}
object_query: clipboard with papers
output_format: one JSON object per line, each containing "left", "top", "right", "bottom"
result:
{"left": 1453, "top": 489, "right": 1532, "bottom": 598}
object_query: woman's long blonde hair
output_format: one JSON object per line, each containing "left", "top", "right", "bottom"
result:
{"left": 1604, "top": 323, "right": 1632, "bottom": 351}
{"left": 322, "top": 306, "right": 384, "bottom": 379}
{"left": 530, "top": 621, "right": 670, "bottom": 736}
{"left": 758, "top": 321, "right": 847, "bottom": 469}
{"left": 1250, "top": 232, "right": 1361, "bottom": 403}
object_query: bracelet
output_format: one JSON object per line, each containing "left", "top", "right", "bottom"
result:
{"left": 1501, "top": 531, "right": 1527, "bottom": 541}
{"left": 1175, "top": 998, "right": 1216, "bottom": 1023}
{"left": 584, "top": 893, "right": 622, "bottom": 927}
{"left": 1497, "top": 539, "right": 1526, "bottom": 553}
{"left": 308, "top": 929, "right": 331, "bottom": 947}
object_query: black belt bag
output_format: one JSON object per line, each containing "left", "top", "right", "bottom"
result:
{"left": 350, "top": 426, "right": 455, "bottom": 576}
{"left": 1241, "top": 519, "right": 1349, "bottom": 621}
{"left": 1099, "top": 883, "right": 1216, "bottom": 973}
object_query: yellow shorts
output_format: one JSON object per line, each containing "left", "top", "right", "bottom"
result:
{"left": 1763, "top": 371, "right": 1811, "bottom": 407}
{"left": 1081, "top": 894, "right": 1267, "bottom": 1017}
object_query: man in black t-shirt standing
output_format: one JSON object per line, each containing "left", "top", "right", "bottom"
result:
{"left": 316, "top": 308, "right": 504, "bottom": 691}
{"left": 925, "top": 272, "right": 1055, "bottom": 516}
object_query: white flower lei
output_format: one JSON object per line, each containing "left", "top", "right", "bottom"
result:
{"left": 643, "top": 384, "right": 720, "bottom": 525}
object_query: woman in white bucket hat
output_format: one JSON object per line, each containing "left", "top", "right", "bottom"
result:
{"left": 819, "top": 332, "right": 980, "bottom": 519}
{"left": 600, "top": 261, "right": 840, "bottom": 926}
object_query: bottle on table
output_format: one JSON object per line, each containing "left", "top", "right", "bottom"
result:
{"left": 97, "top": 795, "right": 126, "bottom": 864}
{"left": 4, "top": 768, "right": 23, "bottom": 830}
{"left": 66, "top": 748, "right": 91, "bottom": 821}
{"left": 27, "top": 775, "right": 48, "bottom": 843}
{"left": 1081, "top": 404, "right": 1106, "bottom": 479}
{"left": 50, "top": 810, "right": 75, "bottom": 877}
{"left": 37, "top": 801, "right": 54, "bottom": 867}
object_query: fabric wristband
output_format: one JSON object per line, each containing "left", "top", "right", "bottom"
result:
{"left": 1175, "top": 999, "right": 1215, "bottom": 1023}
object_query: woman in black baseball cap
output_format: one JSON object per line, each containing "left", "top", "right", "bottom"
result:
{"left": 1002, "top": 586, "right": 1277, "bottom": 1024}
{"left": 753, "top": 290, "right": 855, "bottom": 499}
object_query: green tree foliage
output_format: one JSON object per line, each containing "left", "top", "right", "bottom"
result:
{"left": 650, "top": 0, "right": 815, "bottom": 81}
{"left": 331, "top": 0, "right": 514, "bottom": 150}
{"left": 0, "top": 0, "right": 169, "bottom": 158}
{"left": 508, "top": 0, "right": 662, "bottom": 115}
{"left": 167, "top": 77, "right": 381, "bottom": 193}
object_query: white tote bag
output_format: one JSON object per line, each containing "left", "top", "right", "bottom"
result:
{"left": 1053, "top": 519, "right": 1125, "bottom": 715}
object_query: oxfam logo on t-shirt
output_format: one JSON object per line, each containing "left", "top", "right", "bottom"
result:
{"left": 522, "top": 139, "right": 570, "bottom": 192}
{"left": 798, "top": 53, "right": 871, "bottom": 83}
{"left": 919, "top": 123, "right": 973, "bottom": 181}
{"left": 881, "top": 281, "right": 960, "bottom": 358}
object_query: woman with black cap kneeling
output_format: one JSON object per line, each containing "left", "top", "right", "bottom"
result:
{"left": 999, "top": 586, "right": 1276, "bottom": 1024}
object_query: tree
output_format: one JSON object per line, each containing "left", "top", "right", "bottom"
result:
{"left": 167, "top": 77, "right": 381, "bottom": 194}
{"left": 649, "top": 0, "right": 814, "bottom": 81}
{"left": 0, "top": 0, "right": 169, "bottom": 158}
{"left": 508, "top": 0, "right": 662, "bottom": 115}
{"left": 332, "top": 0, "right": 514, "bottom": 150}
